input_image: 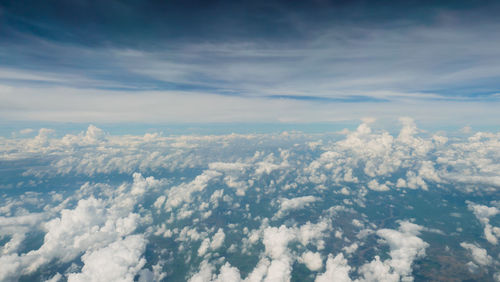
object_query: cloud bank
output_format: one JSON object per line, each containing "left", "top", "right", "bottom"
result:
{"left": 1, "top": 119, "right": 499, "bottom": 281}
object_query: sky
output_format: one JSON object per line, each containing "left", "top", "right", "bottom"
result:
{"left": 1, "top": 0, "right": 500, "bottom": 127}
{"left": 1, "top": 3, "right": 500, "bottom": 280}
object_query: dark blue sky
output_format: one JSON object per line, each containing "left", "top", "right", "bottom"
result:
{"left": 2, "top": 0, "right": 498, "bottom": 44}
{"left": 1, "top": 0, "right": 500, "bottom": 124}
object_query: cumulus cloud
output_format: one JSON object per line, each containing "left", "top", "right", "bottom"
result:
{"left": 198, "top": 229, "right": 225, "bottom": 257}
{"left": 467, "top": 201, "right": 500, "bottom": 244}
{"left": 0, "top": 198, "right": 142, "bottom": 280}
{"left": 342, "top": 243, "right": 359, "bottom": 255}
{"left": 255, "top": 153, "right": 290, "bottom": 176}
{"left": 312, "top": 221, "right": 429, "bottom": 282}
{"left": 163, "top": 170, "right": 222, "bottom": 211}
{"left": 460, "top": 242, "right": 492, "bottom": 267}
{"left": 0, "top": 172, "right": 158, "bottom": 281}
{"left": 274, "top": 196, "right": 320, "bottom": 219}
{"left": 2, "top": 121, "right": 500, "bottom": 196}
{"left": 0, "top": 213, "right": 47, "bottom": 256}
{"left": 188, "top": 218, "right": 331, "bottom": 282}
{"left": 2, "top": 121, "right": 500, "bottom": 281}
{"left": 315, "top": 253, "right": 351, "bottom": 282}
{"left": 357, "top": 256, "right": 399, "bottom": 282}
{"left": 367, "top": 179, "right": 390, "bottom": 192}
{"left": 259, "top": 225, "right": 297, "bottom": 281}
{"left": 357, "top": 221, "right": 429, "bottom": 282}
{"left": 188, "top": 261, "right": 215, "bottom": 282}
{"left": 67, "top": 234, "right": 147, "bottom": 282}
{"left": 300, "top": 251, "right": 323, "bottom": 271}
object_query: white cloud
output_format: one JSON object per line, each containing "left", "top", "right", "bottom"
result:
{"left": 67, "top": 234, "right": 147, "bottom": 282}
{"left": 0, "top": 173, "right": 157, "bottom": 281}
{"left": 263, "top": 226, "right": 295, "bottom": 260}
{"left": 1, "top": 197, "right": 141, "bottom": 279}
{"left": 460, "top": 242, "right": 493, "bottom": 266}
{"left": 198, "top": 229, "right": 225, "bottom": 257}
{"left": 245, "top": 258, "right": 271, "bottom": 282}
{"left": 255, "top": 153, "right": 290, "bottom": 176}
{"left": 188, "top": 261, "right": 215, "bottom": 282}
{"left": 45, "top": 273, "right": 63, "bottom": 282}
{"left": 211, "top": 229, "right": 226, "bottom": 251}
{"left": 19, "top": 128, "right": 34, "bottom": 135}
{"left": 3, "top": 120, "right": 500, "bottom": 199}
{"left": 367, "top": 179, "right": 390, "bottom": 192}
{"left": 0, "top": 213, "right": 47, "bottom": 256}
{"left": 300, "top": 251, "right": 323, "bottom": 271}
{"left": 358, "top": 221, "right": 429, "bottom": 282}
{"left": 274, "top": 196, "right": 320, "bottom": 219}
{"left": 189, "top": 218, "right": 331, "bottom": 282}
{"left": 467, "top": 201, "right": 500, "bottom": 244}
{"left": 342, "top": 243, "right": 359, "bottom": 255}
{"left": 197, "top": 239, "right": 211, "bottom": 257}
{"left": 209, "top": 162, "right": 250, "bottom": 172}
{"left": 315, "top": 253, "right": 352, "bottom": 282}
{"left": 3, "top": 120, "right": 500, "bottom": 281}
{"left": 164, "top": 170, "right": 221, "bottom": 211}
{"left": 213, "top": 263, "right": 242, "bottom": 282}
{"left": 357, "top": 256, "right": 399, "bottom": 282}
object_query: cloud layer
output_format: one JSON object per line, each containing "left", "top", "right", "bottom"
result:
{"left": 0, "top": 119, "right": 499, "bottom": 281}
{"left": 1, "top": 1, "right": 500, "bottom": 123}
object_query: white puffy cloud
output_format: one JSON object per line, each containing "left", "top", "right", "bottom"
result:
{"left": 303, "top": 119, "right": 438, "bottom": 192}
{"left": 0, "top": 213, "right": 47, "bottom": 256}
{"left": 255, "top": 153, "right": 290, "bottom": 176}
{"left": 312, "top": 221, "right": 429, "bottom": 282}
{"left": 300, "top": 251, "right": 323, "bottom": 271}
{"left": 367, "top": 179, "right": 390, "bottom": 192}
{"left": 342, "top": 243, "right": 359, "bottom": 255}
{"left": 209, "top": 162, "right": 250, "bottom": 172}
{"left": 163, "top": 170, "right": 222, "bottom": 211}
{"left": 3, "top": 121, "right": 500, "bottom": 281}
{"left": 209, "top": 162, "right": 251, "bottom": 196}
{"left": 0, "top": 198, "right": 143, "bottom": 280}
{"left": 34, "top": 197, "right": 139, "bottom": 264}
{"left": 315, "top": 253, "right": 352, "bottom": 282}
{"left": 357, "top": 256, "right": 399, "bottom": 282}
{"left": 67, "top": 234, "right": 147, "bottom": 282}
{"left": 45, "top": 273, "right": 63, "bottom": 282}
{"left": 274, "top": 196, "right": 320, "bottom": 219}
{"left": 188, "top": 261, "right": 215, "bottom": 282}
{"left": 189, "top": 218, "right": 331, "bottom": 282}
{"left": 0, "top": 173, "right": 158, "bottom": 281}
{"left": 213, "top": 263, "right": 242, "bottom": 282}
{"left": 467, "top": 201, "right": 500, "bottom": 244}
{"left": 357, "top": 221, "right": 429, "bottom": 282}
{"left": 460, "top": 242, "right": 493, "bottom": 267}
{"left": 197, "top": 239, "right": 211, "bottom": 257}
{"left": 198, "top": 229, "right": 225, "bottom": 257}
{"left": 2, "top": 121, "right": 500, "bottom": 197}
{"left": 211, "top": 229, "right": 226, "bottom": 251}
{"left": 258, "top": 225, "right": 296, "bottom": 282}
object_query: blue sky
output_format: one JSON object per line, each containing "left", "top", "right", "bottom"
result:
{"left": 1, "top": 0, "right": 500, "bottom": 126}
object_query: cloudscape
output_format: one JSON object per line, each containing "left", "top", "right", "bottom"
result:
{"left": 1, "top": 1, "right": 500, "bottom": 281}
